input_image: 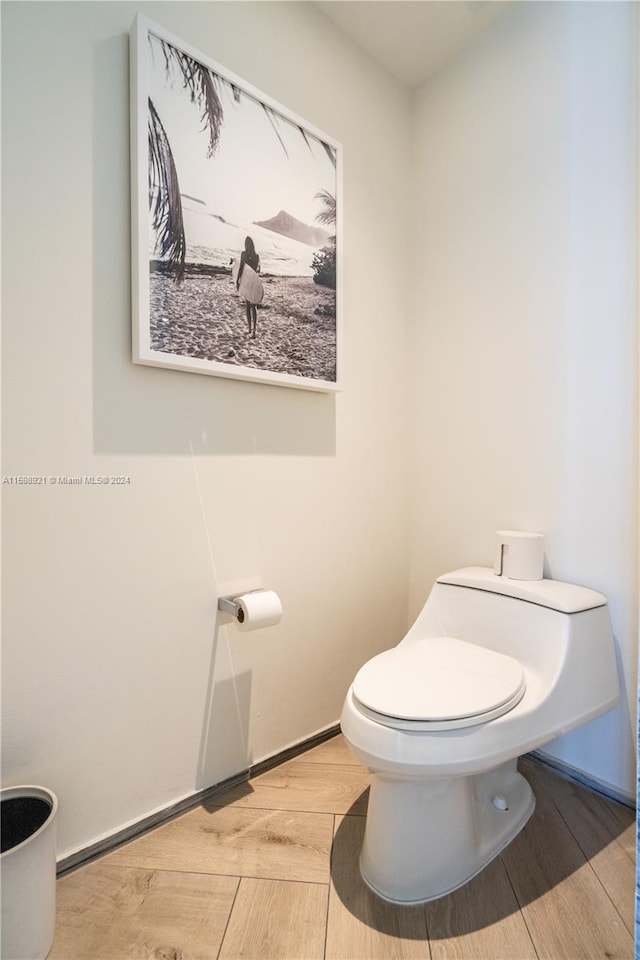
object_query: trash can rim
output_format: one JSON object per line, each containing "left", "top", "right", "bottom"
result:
{"left": 0, "top": 785, "right": 58, "bottom": 860}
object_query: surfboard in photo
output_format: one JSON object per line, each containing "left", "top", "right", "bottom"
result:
{"left": 231, "top": 259, "right": 264, "bottom": 305}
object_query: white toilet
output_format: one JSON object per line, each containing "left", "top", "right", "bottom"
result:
{"left": 341, "top": 566, "right": 620, "bottom": 904}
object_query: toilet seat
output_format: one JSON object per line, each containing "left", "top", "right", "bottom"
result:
{"left": 352, "top": 637, "right": 526, "bottom": 732}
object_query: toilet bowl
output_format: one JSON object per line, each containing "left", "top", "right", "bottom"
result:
{"left": 341, "top": 567, "right": 620, "bottom": 904}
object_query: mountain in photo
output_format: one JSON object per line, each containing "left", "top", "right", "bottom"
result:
{"left": 254, "top": 210, "right": 331, "bottom": 247}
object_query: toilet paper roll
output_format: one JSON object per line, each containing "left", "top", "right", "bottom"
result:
{"left": 235, "top": 590, "right": 283, "bottom": 632}
{"left": 494, "top": 530, "right": 544, "bottom": 581}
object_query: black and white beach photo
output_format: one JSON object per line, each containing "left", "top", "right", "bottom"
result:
{"left": 132, "top": 17, "right": 341, "bottom": 390}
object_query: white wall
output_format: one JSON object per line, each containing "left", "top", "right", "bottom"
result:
{"left": 1, "top": 0, "right": 412, "bottom": 858}
{"left": 410, "top": 1, "right": 638, "bottom": 798}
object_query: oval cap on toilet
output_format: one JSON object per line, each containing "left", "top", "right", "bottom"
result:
{"left": 352, "top": 637, "right": 526, "bottom": 731}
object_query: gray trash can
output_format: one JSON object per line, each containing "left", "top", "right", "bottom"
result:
{"left": 1, "top": 785, "right": 58, "bottom": 960}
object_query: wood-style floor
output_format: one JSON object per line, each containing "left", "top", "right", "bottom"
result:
{"left": 51, "top": 734, "right": 635, "bottom": 960}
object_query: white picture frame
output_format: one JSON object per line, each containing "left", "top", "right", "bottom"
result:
{"left": 130, "top": 15, "right": 342, "bottom": 392}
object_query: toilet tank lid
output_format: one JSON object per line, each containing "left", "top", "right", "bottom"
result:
{"left": 436, "top": 567, "right": 607, "bottom": 613}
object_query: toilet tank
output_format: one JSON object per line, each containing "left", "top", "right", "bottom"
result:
{"left": 405, "top": 566, "right": 619, "bottom": 719}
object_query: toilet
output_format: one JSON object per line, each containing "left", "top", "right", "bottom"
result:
{"left": 341, "top": 566, "right": 620, "bottom": 904}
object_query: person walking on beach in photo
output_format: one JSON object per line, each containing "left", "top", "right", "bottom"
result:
{"left": 236, "top": 236, "right": 261, "bottom": 338}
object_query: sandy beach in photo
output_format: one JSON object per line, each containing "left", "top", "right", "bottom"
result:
{"left": 149, "top": 266, "right": 337, "bottom": 382}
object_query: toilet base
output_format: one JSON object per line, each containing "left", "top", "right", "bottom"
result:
{"left": 359, "top": 759, "right": 534, "bottom": 903}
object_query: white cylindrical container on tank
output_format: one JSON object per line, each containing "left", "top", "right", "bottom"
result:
{"left": 494, "top": 530, "right": 544, "bottom": 581}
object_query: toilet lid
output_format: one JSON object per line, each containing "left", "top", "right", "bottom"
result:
{"left": 352, "top": 637, "right": 526, "bottom": 732}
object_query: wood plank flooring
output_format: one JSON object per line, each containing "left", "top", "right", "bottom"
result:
{"left": 51, "top": 734, "right": 635, "bottom": 960}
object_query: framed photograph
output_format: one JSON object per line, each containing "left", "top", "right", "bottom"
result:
{"left": 130, "top": 15, "right": 342, "bottom": 392}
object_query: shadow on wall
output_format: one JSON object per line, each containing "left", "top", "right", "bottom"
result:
{"left": 91, "top": 34, "right": 336, "bottom": 458}
{"left": 196, "top": 623, "right": 253, "bottom": 791}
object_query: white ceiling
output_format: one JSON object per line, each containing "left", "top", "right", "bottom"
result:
{"left": 314, "top": 1, "right": 509, "bottom": 88}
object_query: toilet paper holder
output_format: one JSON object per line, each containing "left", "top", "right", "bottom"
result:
{"left": 217, "top": 596, "right": 246, "bottom": 623}
{"left": 217, "top": 589, "right": 283, "bottom": 631}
